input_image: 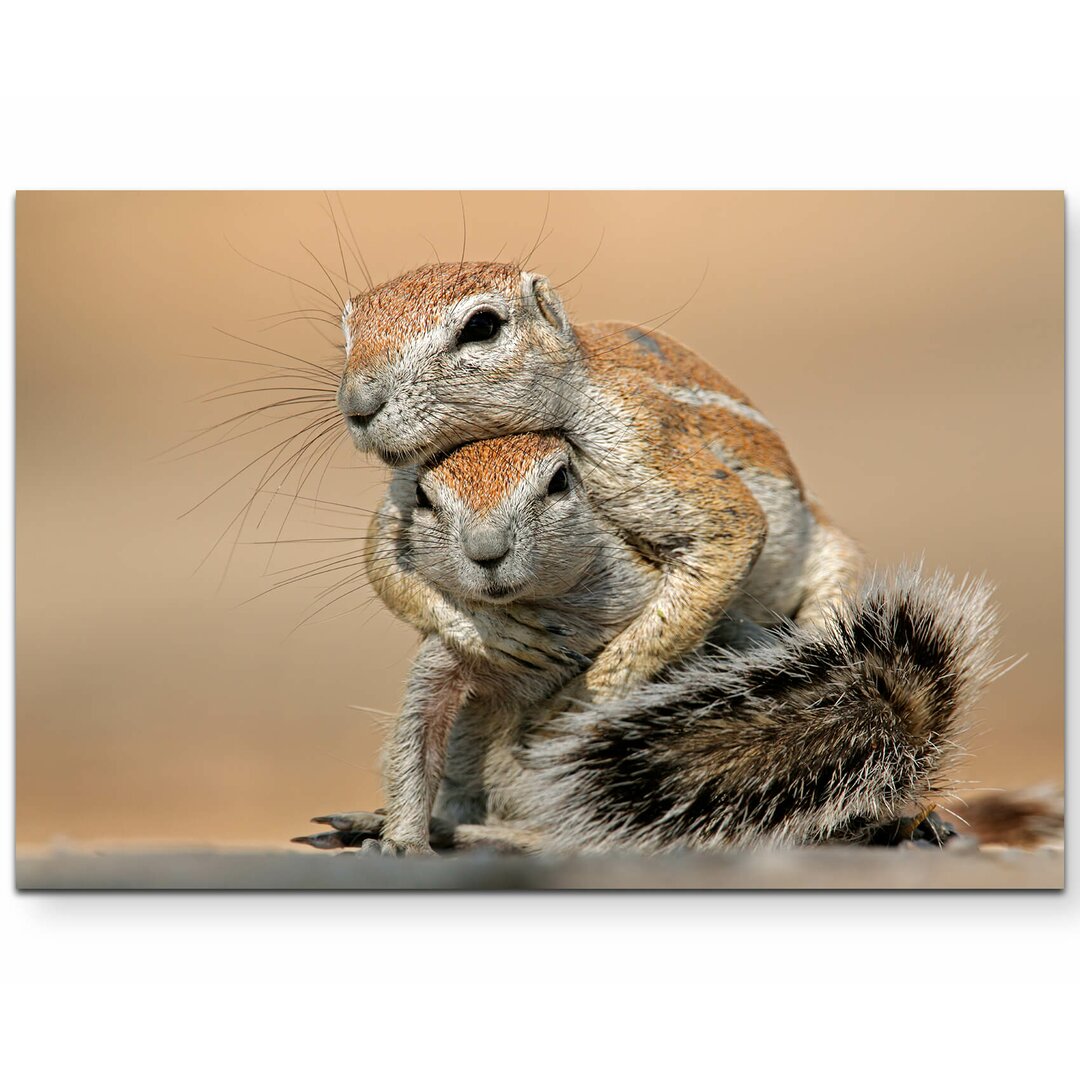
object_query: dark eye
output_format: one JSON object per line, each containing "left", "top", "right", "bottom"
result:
{"left": 457, "top": 309, "right": 503, "bottom": 346}
{"left": 547, "top": 465, "right": 570, "bottom": 496}
{"left": 415, "top": 483, "right": 433, "bottom": 510}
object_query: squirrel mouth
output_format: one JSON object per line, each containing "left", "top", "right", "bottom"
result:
{"left": 481, "top": 583, "right": 521, "bottom": 602}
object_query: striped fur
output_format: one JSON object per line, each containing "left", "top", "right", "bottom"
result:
{"left": 517, "top": 569, "right": 999, "bottom": 852}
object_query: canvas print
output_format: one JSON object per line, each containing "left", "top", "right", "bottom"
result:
{"left": 15, "top": 191, "right": 1064, "bottom": 888}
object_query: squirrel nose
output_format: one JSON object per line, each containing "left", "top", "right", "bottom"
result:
{"left": 461, "top": 522, "right": 512, "bottom": 567}
{"left": 338, "top": 372, "right": 388, "bottom": 426}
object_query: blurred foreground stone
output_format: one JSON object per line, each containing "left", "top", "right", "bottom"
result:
{"left": 16, "top": 842, "right": 1063, "bottom": 890}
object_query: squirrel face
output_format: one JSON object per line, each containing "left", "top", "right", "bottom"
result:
{"left": 407, "top": 432, "right": 598, "bottom": 605}
{"left": 339, "top": 261, "right": 578, "bottom": 466}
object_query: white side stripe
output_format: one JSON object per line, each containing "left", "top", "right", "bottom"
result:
{"left": 658, "top": 383, "right": 774, "bottom": 430}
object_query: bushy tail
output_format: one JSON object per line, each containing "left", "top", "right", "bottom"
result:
{"left": 520, "top": 569, "right": 1000, "bottom": 852}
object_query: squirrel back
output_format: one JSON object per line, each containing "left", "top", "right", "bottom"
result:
{"left": 516, "top": 569, "right": 999, "bottom": 852}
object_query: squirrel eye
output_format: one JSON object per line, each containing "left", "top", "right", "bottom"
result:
{"left": 457, "top": 309, "right": 503, "bottom": 346}
{"left": 415, "top": 483, "right": 433, "bottom": 510}
{"left": 546, "top": 465, "right": 570, "bottom": 496}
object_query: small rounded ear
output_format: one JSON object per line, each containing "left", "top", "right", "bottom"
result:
{"left": 522, "top": 272, "right": 571, "bottom": 337}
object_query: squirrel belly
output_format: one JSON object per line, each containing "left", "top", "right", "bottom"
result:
{"left": 516, "top": 569, "right": 999, "bottom": 852}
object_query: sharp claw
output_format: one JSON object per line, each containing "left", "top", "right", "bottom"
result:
{"left": 559, "top": 648, "right": 592, "bottom": 667}
{"left": 310, "top": 811, "right": 386, "bottom": 832}
{"left": 292, "top": 832, "right": 346, "bottom": 849}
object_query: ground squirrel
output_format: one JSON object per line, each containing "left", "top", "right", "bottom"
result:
{"left": 337, "top": 261, "right": 865, "bottom": 704}
{"left": 295, "top": 432, "right": 997, "bottom": 855}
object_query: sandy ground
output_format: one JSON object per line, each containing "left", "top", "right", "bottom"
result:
{"left": 15, "top": 842, "right": 1064, "bottom": 890}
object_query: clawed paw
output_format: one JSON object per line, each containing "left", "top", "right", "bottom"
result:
{"left": 462, "top": 608, "right": 587, "bottom": 673}
{"left": 292, "top": 811, "right": 436, "bottom": 856}
{"left": 291, "top": 810, "right": 385, "bottom": 851}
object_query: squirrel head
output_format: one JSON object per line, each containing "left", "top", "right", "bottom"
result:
{"left": 404, "top": 432, "right": 598, "bottom": 605}
{"left": 339, "top": 261, "right": 577, "bottom": 466}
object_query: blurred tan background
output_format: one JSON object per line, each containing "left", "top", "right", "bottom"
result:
{"left": 15, "top": 191, "right": 1063, "bottom": 848}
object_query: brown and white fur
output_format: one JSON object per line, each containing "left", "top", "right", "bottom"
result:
{"left": 338, "top": 262, "right": 865, "bottom": 707}
{"left": 355, "top": 432, "right": 656, "bottom": 853}
{"left": 299, "top": 433, "right": 997, "bottom": 855}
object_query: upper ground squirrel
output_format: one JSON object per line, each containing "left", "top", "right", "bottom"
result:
{"left": 297, "top": 433, "right": 997, "bottom": 855}
{"left": 338, "top": 261, "right": 865, "bottom": 704}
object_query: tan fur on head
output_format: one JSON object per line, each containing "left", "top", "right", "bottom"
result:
{"left": 424, "top": 432, "right": 566, "bottom": 515}
{"left": 344, "top": 261, "right": 524, "bottom": 370}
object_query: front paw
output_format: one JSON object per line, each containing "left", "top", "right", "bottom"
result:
{"left": 292, "top": 810, "right": 384, "bottom": 850}
{"left": 449, "top": 608, "right": 589, "bottom": 674}
{"left": 292, "top": 812, "right": 438, "bottom": 856}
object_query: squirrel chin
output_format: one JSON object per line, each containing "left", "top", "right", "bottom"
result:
{"left": 474, "top": 583, "right": 527, "bottom": 604}
{"left": 374, "top": 444, "right": 428, "bottom": 468}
